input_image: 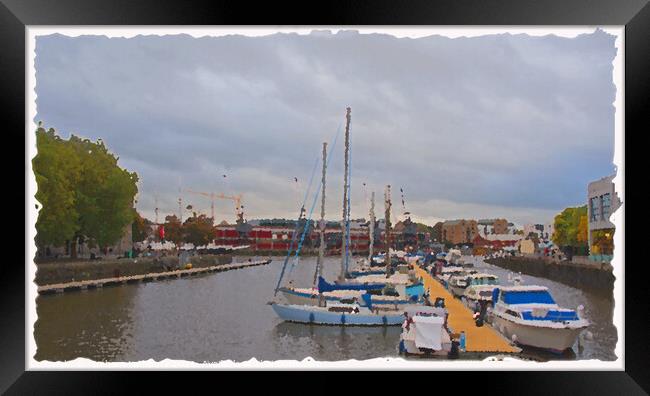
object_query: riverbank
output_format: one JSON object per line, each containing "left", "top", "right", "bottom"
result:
{"left": 485, "top": 256, "right": 614, "bottom": 297}
{"left": 35, "top": 254, "right": 234, "bottom": 286}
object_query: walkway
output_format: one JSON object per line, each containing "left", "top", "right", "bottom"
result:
{"left": 415, "top": 266, "right": 520, "bottom": 354}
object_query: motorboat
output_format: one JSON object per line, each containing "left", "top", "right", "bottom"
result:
{"left": 399, "top": 305, "right": 454, "bottom": 357}
{"left": 463, "top": 284, "right": 498, "bottom": 312}
{"left": 449, "top": 273, "right": 499, "bottom": 298}
{"left": 489, "top": 285, "right": 589, "bottom": 353}
{"left": 436, "top": 267, "right": 477, "bottom": 288}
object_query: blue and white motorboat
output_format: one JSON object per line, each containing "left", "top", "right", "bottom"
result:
{"left": 490, "top": 285, "right": 589, "bottom": 353}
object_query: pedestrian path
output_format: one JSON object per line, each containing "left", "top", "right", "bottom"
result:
{"left": 415, "top": 266, "right": 520, "bottom": 353}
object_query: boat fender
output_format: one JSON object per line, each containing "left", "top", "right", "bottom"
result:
{"left": 341, "top": 314, "right": 346, "bottom": 324}
{"left": 309, "top": 313, "right": 315, "bottom": 323}
{"left": 382, "top": 315, "right": 387, "bottom": 325}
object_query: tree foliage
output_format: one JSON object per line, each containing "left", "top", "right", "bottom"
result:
{"left": 552, "top": 205, "right": 588, "bottom": 248}
{"left": 182, "top": 214, "right": 216, "bottom": 247}
{"left": 32, "top": 125, "right": 139, "bottom": 251}
{"left": 132, "top": 209, "right": 149, "bottom": 242}
{"left": 163, "top": 215, "right": 183, "bottom": 246}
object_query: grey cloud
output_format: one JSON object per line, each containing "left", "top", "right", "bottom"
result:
{"left": 34, "top": 30, "right": 617, "bottom": 225}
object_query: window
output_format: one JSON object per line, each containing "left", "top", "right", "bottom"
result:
{"left": 590, "top": 196, "right": 600, "bottom": 222}
{"left": 601, "top": 193, "right": 611, "bottom": 221}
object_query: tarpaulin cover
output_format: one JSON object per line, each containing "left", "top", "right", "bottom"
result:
{"left": 405, "top": 282, "right": 424, "bottom": 299}
{"left": 361, "top": 293, "right": 373, "bottom": 310}
{"left": 502, "top": 290, "right": 556, "bottom": 305}
{"left": 413, "top": 315, "right": 444, "bottom": 350}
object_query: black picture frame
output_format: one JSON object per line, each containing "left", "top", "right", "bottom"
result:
{"left": 3, "top": 0, "right": 646, "bottom": 393}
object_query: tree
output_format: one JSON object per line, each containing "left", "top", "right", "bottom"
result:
{"left": 132, "top": 210, "right": 149, "bottom": 243}
{"left": 163, "top": 215, "right": 183, "bottom": 247}
{"left": 182, "top": 214, "right": 216, "bottom": 247}
{"left": 33, "top": 126, "right": 82, "bottom": 248}
{"left": 552, "top": 205, "right": 588, "bottom": 259}
{"left": 577, "top": 214, "right": 588, "bottom": 245}
{"left": 32, "top": 125, "right": 139, "bottom": 257}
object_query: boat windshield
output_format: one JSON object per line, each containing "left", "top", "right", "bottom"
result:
{"left": 502, "top": 290, "right": 555, "bottom": 305}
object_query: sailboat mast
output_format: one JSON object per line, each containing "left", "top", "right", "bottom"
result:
{"left": 368, "top": 191, "right": 375, "bottom": 262}
{"left": 313, "top": 142, "right": 327, "bottom": 289}
{"left": 339, "top": 107, "right": 352, "bottom": 281}
{"left": 384, "top": 185, "right": 392, "bottom": 278}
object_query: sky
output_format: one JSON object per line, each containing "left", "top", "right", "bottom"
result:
{"left": 33, "top": 29, "right": 618, "bottom": 227}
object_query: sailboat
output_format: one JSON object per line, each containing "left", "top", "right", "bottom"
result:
{"left": 270, "top": 108, "right": 418, "bottom": 325}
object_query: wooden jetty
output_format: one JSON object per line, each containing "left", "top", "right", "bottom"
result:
{"left": 37, "top": 259, "right": 272, "bottom": 295}
{"left": 414, "top": 265, "right": 521, "bottom": 354}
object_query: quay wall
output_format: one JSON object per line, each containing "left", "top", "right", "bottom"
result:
{"left": 35, "top": 254, "right": 233, "bottom": 286}
{"left": 485, "top": 256, "right": 614, "bottom": 297}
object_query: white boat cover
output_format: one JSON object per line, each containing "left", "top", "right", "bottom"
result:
{"left": 413, "top": 315, "right": 444, "bottom": 350}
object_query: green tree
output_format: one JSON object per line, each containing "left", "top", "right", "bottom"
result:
{"left": 182, "top": 214, "right": 216, "bottom": 247}
{"left": 552, "top": 205, "right": 588, "bottom": 258}
{"left": 33, "top": 126, "right": 82, "bottom": 248}
{"left": 32, "top": 125, "right": 139, "bottom": 257}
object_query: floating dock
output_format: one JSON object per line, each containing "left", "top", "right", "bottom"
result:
{"left": 37, "top": 259, "right": 272, "bottom": 295}
{"left": 414, "top": 266, "right": 521, "bottom": 354}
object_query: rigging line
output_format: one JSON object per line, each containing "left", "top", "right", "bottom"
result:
{"left": 274, "top": 123, "right": 342, "bottom": 294}
{"left": 273, "top": 154, "right": 321, "bottom": 296}
{"left": 288, "top": 123, "right": 342, "bottom": 275}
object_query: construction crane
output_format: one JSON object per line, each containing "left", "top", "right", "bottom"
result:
{"left": 183, "top": 189, "right": 245, "bottom": 224}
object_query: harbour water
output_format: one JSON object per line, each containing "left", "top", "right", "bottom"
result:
{"left": 33, "top": 256, "right": 617, "bottom": 362}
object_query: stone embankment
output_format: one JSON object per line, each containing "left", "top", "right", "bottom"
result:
{"left": 485, "top": 255, "right": 614, "bottom": 297}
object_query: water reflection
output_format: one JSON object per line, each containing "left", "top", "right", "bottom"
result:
{"left": 272, "top": 321, "right": 401, "bottom": 361}
{"left": 34, "top": 285, "right": 137, "bottom": 361}
{"left": 33, "top": 255, "right": 616, "bottom": 362}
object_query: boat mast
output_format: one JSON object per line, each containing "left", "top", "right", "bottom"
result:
{"left": 384, "top": 185, "right": 392, "bottom": 278}
{"left": 339, "top": 107, "right": 352, "bottom": 282}
{"left": 368, "top": 191, "right": 375, "bottom": 262}
{"left": 313, "top": 142, "right": 327, "bottom": 294}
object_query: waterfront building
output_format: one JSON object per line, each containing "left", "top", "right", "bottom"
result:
{"left": 214, "top": 224, "right": 371, "bottom": 255}
{"left": 587, "top": 174, "right": 621, "bottom": 260}
{"left": 519, "top": 239, "right": 536, "bottom": 255}
{"left": 477, "top": 218, "right": 510, "bottom": 235}
{"left": 442, "top": 219, "right": 478, "bottom": 245}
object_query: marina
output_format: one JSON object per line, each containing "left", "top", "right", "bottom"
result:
{"left": 33, "top": 255, "right": 616, "bottom": 362}
{"left": 414, "top": 266, "right": 520, "bottom": 354}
